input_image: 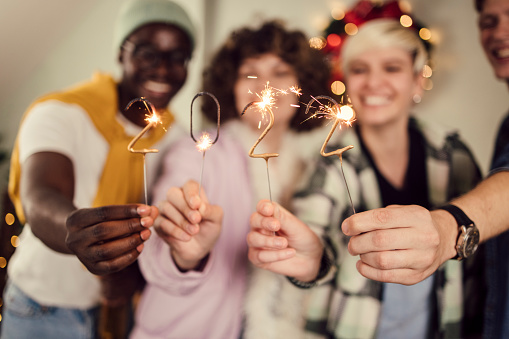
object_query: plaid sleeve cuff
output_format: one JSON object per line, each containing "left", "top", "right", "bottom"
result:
{"left": 287, "top": 247, "right": 336, "bottom": 289}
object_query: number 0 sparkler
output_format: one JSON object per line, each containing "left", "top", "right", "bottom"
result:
{"left": 190, "top": 92, "right": 220, "bottom": 195}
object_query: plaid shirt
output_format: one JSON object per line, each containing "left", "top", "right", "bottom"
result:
{"left": 293, "top": 118, "right": 484, "bottom": 339}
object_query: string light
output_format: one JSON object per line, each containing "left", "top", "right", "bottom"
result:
{"left": 11, "top": 235, "right": 19, "bottom": 248}
{"left": 5, "top": 213, "right": 15, "bottom": 226}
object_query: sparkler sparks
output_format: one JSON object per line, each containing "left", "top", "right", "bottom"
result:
{"left": 195, "top": 132, "right": 213, "bottom": 152}
{"left": 190, "top": 92, "right": 220, "bottom": 194}
{"left": 126, "top": 97, "right": 162, "bottom": 204}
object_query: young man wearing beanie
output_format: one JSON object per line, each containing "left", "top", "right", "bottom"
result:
{"left": 1, "top": 0, "right": 195, "bottom": 337}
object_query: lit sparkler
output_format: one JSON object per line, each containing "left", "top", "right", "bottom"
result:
{"left": 305, "top": 95, "right": 357, "bottom": 213}
{"left": 190, "top": 92, "right": 220, "bottom": 195}
{"left": 127, "top": 97, "right": 162, "bottom": 205}
{"left": 241, "top": 82, "right": 301, "bottom": 201}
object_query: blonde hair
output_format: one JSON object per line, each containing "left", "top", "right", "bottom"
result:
{"left": 341, "top": 19, "right": 427, "bottom": 75}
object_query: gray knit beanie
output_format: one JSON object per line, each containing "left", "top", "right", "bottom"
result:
{"left": 113, "top": 0, "right": 196, "bottom": 52}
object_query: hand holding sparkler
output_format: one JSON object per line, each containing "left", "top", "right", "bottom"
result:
{"left": 154, "top": 180, "right": 223, "bottom": 271}
{"left": 127, "top": 98, "right": 162, "bottom": 204}
{"left": 247, "top": 200, "right": 324, "bottom": 282}
{"left": 190, "top": 92, "right": 220, "bottom": 195}
{"left": 66, "top": 204, "right": 158, "bottom": 276}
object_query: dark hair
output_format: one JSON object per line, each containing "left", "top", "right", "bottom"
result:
{"left": 202, "top": 20, "right": 332, "bottom": 132}
{"left": 475, "top": 0, "right": 483, "bottom": 12}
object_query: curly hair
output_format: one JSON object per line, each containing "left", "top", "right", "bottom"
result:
{"left": 475, "top": 0, "right": 484, "bottom": 12}
{"left": 201, "top": 20, "right": 332, "bottom": 132}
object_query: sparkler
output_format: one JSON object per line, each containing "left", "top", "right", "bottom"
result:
{"left": 190, "top": 92, "right": 220, "bottom": 195}
{"left": 127, "top": 97, "right": 162, "bottom": 205}
{"left": 241, "top": 82, "right": 300, "bottom": 201}
{"left": 305, "top": 95, "right": 356, "bottom": 213}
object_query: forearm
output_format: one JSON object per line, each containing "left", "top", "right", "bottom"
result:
{"left": 24, "top": 187, "right": 75, "bottom": 254}
{"left": 452, "top": 171, "right": 509, "bottom": 243}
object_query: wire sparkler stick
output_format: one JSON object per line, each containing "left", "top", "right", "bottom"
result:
{"left": 190, "top": 92, "right": 220, "bottom": 195}
{"left": 127, "top": 97, "right": 162, "bottom": 205}
{"left": 305, "top": 95, "right": 356, "bottom": 214}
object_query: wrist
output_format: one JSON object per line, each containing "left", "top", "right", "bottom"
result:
{"left": 288, "top": 247, "right": 332, "bottom": 289}
{"left": 430, "top": 209, "right": 458, "bottom": 262}
{"left": 171, "top": 249, "right": 209, "bottom": 272}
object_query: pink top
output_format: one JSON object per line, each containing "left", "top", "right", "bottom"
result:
{"left": 132, "top": 128, "right": 253, "bottom": 339}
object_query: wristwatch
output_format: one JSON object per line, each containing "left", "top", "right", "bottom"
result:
{"left": 437, "top": 204, "right": 480, "bottom": 261}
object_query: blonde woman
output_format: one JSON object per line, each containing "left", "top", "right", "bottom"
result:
{"left": 247, "top": 19, "right": 485, "bottom": 339}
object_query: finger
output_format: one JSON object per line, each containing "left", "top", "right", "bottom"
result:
{"left": 248, "top": 248, "right": 296, "bottom": 265}
{"left": 77, "top": 218, "right": 146, "bottom": 244}
{"left": 348, "top": 226, "right": 438, "bottom": 256}
{"left": 256, "top": 199, "right": 275, "bottom": 217}
{"left": 246, "top": 231, "right": 288, "bottom": 249}
{"left": 199, "top": 203, "right": 224, "bottom": 225}
{"left": 358, "top": 249, "right": 434, "bottom": 271}
{"left": 67, "top": 204, "right": 142, "bottom": 229}
{"left": 249, "top": 212, "right": 280, "bottom": 233}
{"left": 137, "top": 204, "right": 157, "bottom": 219}
{"left": 342, "top": 205, "right": 430, "bottom": 236}
{"left": 86, "top": 233, "right": 144, "bottom": 265}
{"left": 89, "top": 248, "right": 141, "bottom": 275}
{"left": 166, "top": 187, "right": 202, "bottom": 225}
{"left": 154, "top": 205, "right": 195, "bottom": 240}
{"left": 355, "top": 260, "right": 431, "bottom": 286}
{"left": 182, "top": 180, "right": 204, "bottom": 209}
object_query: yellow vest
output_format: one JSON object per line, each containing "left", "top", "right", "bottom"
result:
{"left": 8, "top": 73, "right": 174, "bottom": 224}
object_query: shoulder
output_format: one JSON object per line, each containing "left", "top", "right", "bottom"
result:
{"left": 411, "top": 117, "right": 473, "bottom": 155}
{"left": 24, "top": 100, "right": 91, "bottom": 124}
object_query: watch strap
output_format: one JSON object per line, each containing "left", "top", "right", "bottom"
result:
{"left": 436, "top": 204, "right": 474, "bottom": 260}
{"left": 438, "top": 204, "right": 474, "bottom": 227}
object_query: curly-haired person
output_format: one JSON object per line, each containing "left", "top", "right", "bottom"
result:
{"left": 130, "top": 20, "right": 335, "bottom": 339}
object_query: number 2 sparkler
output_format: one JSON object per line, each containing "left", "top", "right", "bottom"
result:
{"left": 127, "top": 97, "right": 162, "bottom": 205}
{"left": 305, "top": 95, "right": 356, "bottom": 213}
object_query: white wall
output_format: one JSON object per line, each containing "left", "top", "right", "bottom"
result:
{"left": 1, "top": 0, "right": 508, "bottom": 195}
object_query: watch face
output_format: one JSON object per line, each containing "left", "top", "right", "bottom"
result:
{"left": 463, "top": 227, "right": 480, "bottom": 257}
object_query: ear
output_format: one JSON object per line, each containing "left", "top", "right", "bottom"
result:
{"left": 413, "top": 72, "right": 425, "bottom": 100}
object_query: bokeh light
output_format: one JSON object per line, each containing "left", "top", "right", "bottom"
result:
{"left": 11, "top": 235, "right": 19, "bottom": 248}
{"left": 422, "top": 65, "right": 433, "bottom": 78}
{"left": 419, "top": 28, "right": 432, "bottom": 41}
{"left": 331, "top": 7, "right": 345, "bottom": 20}
{"left": 5, "top": 213, "right": 15, "bottom": 226}
{"left": 398, "top": 0, "right": 412, "bottom": 13}
{"left": 327, "top": 34, "right": 342, "bottom": 47}
{"left": 423, "top": 78, "right": 433, "bottom": 91}
{"left": 331, "top": 81, "right": 346, "bottom": 95}
{"left": 0, "top": 257, "right": 6, "bottom": 269}
{"left": 344, "top": 23, "right": 358, "bottom": 36}
{"left": 400, "top": 14, "right": 413, "bottom": 27}
{"left": 309, "top": 36, "right": 327, "bottom": 50}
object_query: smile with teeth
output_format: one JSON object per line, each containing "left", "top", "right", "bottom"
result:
{"left": 494, "top": 47, "right": 509, "bottom": 59}
{"left": 364, "top": 95, "right": 391, "bottom": 106}
{"left": 144, "top": 80, "right": 171, "bottom": 94}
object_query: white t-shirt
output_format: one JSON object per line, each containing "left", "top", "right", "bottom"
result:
{"left": 8, "top": 100, "right": 184, "bottom": 309}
